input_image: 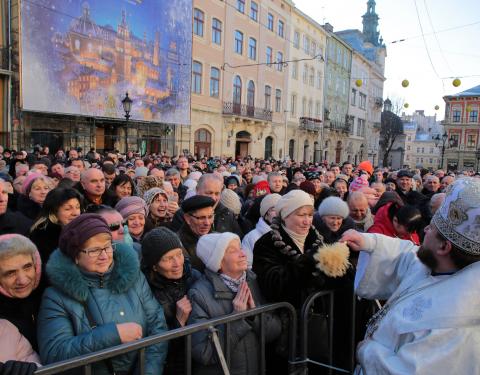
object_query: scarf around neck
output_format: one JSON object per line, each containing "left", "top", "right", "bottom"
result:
{"left": 282, "top": 225, "right": 308, "bottom": 253}
{"left": 219, "top": 271, "right": 247, "bottom": 293}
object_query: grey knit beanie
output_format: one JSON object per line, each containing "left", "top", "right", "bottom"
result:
{"left": 317, "top": 196, "right": 349, "bottom": 219}
{"left": 141, "top": 227, "right": 184, "bottom": 270}
{"left": 220, "top": 189, "right": 242, "bottom": 215}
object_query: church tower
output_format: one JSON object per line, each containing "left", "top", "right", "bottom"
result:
{"left": 362, "top": 0, "right": 380, "bottom": 46}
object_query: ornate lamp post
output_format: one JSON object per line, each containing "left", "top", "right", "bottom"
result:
{"left": 121, "top": 92, "right": 133, "bottom": 153}
{"left": 434, "top": 131, "right": 448, "bottom": 169}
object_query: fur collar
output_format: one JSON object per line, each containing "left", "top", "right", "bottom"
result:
{"left": 46, "top": 243, "right": 140, "bottom": 302}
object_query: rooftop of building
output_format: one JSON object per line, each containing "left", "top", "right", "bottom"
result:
{"left": 445, "top": 84, "right": 480, "bottom": 99}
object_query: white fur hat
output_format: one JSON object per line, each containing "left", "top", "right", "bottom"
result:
{"left": 276, "top": 190, "right": 314, "bottom": 219}
{"left": 260, "top": 193, "right": 282, "bottom": 217}
{"left": 197, "top": 232, "right": 240, "bottom": 272}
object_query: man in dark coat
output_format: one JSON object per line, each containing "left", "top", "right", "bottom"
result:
{"left": 171, "top": 174, "right": 243, "bottom": 237}
{"left": 177, "top": 196, "right": 216, "bottom": 271}
{"left": 75, "top": 168, "right": 117, "bottom": 211}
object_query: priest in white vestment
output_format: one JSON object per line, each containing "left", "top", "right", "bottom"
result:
{"left": 341, "top": 177, "right": 480, "bottom": 375}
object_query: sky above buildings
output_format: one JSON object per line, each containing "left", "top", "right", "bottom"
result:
{"left": 294, "top": 0, "right": 479, "bottom": 120}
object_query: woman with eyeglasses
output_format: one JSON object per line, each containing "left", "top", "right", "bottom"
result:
{"left": 37, "top": 214, "right": 168, "bottom": 374}
{"left": 30, "top": 187, "right": 84, "bottom": 264}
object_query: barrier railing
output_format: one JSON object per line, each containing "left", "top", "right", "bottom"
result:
{"left": 34, "top": 302, "right": 297, "bottom": 375}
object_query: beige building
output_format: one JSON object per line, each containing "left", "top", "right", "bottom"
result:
{"left": 284, "top": 7, "right": 326, "bottom": 162}
{"left": 189, "top": 0, "right": 293, "bottom": 159}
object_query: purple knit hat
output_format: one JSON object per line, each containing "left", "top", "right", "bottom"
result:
{"left": 59, "top": 213, "right": 110, "bottom": 260}
{"left": 115, "top": 196, "right": 147, "bottom": 219}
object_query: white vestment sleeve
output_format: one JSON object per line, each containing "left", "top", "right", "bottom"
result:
{"left": 359, "top": 327, "right": 480, "bottom": 375}
{"left": 354, "top": 233, "right": 421, "bottom": 300}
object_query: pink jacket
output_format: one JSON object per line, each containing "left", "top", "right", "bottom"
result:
{"left": 0, "top": 319, "right": 41, "bottom": 365}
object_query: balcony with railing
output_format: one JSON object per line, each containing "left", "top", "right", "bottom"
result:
{"left": 222, "top": 102, "right": 272, "bottom": 122}
{"left": 328, "top": 119, "right": 351, "bottom": 134}
{"left": 299, "top": 117, "right": 322, "bottom": 132}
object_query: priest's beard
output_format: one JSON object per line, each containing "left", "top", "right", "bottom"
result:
{"left": 417, "top": 245, "right": 438, "bottom": 270}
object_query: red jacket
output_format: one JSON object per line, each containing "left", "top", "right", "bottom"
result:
{"left": 367, "top": 202, "right": 420, "bottom": 245}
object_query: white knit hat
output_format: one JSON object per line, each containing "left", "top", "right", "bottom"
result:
{"left": 276, "top": 190, "right": 314, "bottom": 219}
{"left": 318, "top": 196, "right": 349, "bottom": 219}
{"left": 184, "top": 179, "right": 198, "bottom": 190}
{"left": 260, "top": 193, "right": 282, "bottom": 217}
{"left": 220, "top": 189, "right": 242, "bottom": 216}
{"left": 252, "top": 174, "right": 267, "bottom": 185}
{"left": 197, "top": 232, "right": 240, "bottom": 272}
{"left": 188, "top": 171, "right": 203, "bottom": 181}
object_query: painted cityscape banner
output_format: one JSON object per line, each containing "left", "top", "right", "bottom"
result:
{"left": 20, "top": 0, "right": 192, "bottom": 124}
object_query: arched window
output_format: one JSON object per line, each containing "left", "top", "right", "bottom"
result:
{"left": 195, "top": 128, "right": 212, "bottom": 142}
{"left": 247, "top": 81, "right": 255, "bottom": 113}
{"left": 289, "top": 139, "right": 295, "bottom": 160}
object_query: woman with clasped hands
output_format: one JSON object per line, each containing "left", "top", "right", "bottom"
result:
{"left": 188, "top": 232, "right": 281, "bottom": 375}
{"left": 37, "top": 213, "right": 168, "bottom": 375}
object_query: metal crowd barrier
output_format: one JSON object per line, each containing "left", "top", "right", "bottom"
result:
{"left": 34, "top": 302, "right": 297, "bottom": 375}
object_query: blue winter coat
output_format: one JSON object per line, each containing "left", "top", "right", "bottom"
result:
{"left": 37, "top": 244, "right": 168, "bottom": 375}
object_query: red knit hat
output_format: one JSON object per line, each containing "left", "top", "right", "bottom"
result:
{"left": 358, "top": 160, "right": 374, "bottom": 175}
{"left": 253, "top": 180, "right": 270, "bottom": 197}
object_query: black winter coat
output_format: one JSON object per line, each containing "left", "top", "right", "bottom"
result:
{"left": 252, "top": 224, "right": 351, "bottom": 309}
{"left": 0, "top": 210, "right": 33, "bottom": 236}
{"left": 29, "top": 221, "right": 62, "bottom": 264}
{"left": 17, "top": 195, "right": 41, "bottom": 221}
{"left": 177, "top": 224, "right": 205, "bottom": 272}
{"left": 144, "top": 261, "right": 201, "bottom": 375}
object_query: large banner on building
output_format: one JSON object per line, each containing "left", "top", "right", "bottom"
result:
{"left": 21, "top": 0, "right": 192, "bottom": 124}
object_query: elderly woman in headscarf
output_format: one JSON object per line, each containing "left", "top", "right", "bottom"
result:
{"left": 17, "top": 173, "right": 53, "bottom": 220}
{"left": 143, "top": 188, "right": 178, "bottom": 234}
{"left": 188, "top": 232, "right": 281, "bottom": 375}
{"left": 37, "top": 213, "right": 168, "bottom": 374}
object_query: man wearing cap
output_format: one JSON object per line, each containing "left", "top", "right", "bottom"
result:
{"left": 396, "top": 169, "right": 414, "bottom": 195}
{"left": 177, "top": 196, "right": 216, "bottom": 271}
{"left": 342, "top": 177, "right": 480, "bottom": 374}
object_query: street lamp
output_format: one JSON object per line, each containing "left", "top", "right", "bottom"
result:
{"left": 433, "top": 131, "right": 448, "bottom": 169}
{"left": 121, "top": 92, "right": 133, "bottom": 153}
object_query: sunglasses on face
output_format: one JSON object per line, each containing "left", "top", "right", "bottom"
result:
{"left": 108, "top": 222, "right": 123, "bottom": 231}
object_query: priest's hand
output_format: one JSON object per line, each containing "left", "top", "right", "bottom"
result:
{"left": 340, "top": 229, "right": 365, "bottom": 252}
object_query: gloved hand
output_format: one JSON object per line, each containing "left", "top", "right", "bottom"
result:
{"left": 0, "top": 361, "right": 38, "bottom": 375}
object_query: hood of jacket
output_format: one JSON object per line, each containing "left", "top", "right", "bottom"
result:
{"left": 255, "top": 217, "right": 271, "bottom": 235}
{"left": 46, "top": 243, "right": 140, "bottom": 302}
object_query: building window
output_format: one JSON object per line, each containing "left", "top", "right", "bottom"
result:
{"left": 264, "top": 85, "right": 271, "bottom": 110}
{"left": 452, "top": 110, "right": 461, "bottom": 122}
{"left": 210, "top": 67, "right": 220, "bottom": 97}
{"left": 291, "top": 61, "right": 298, "bottom": 79}
{"left": 469, "top": 110, "right": 478, "bottom": 123}
{"left": 275, "top": 89, "right": 282, "bottom": 112}
{"left": 309, "top": 67, "right": 314, "bottom": 86}
{"left": 303, "top": 64, "right": 308, "bottom": 84}
{"left": 192, "top": 61, "right": 202, "bottom": 94}
{"left": 467, "top": 134, "right": 476, "bottom": 148}
{"left": 278, "top": 20, "right": 284, "bottom": 38}
{"left": 315, "top": 101, "right": 321, "bottom": 118}
{"left": 276, "top": 52, "right": 283, "bottom": 71}
{"left": 303, "top": 35, "right": 310, "bottom": 54}
{"left": 308, "top": 99, "right": 313, "bottom": 117}
{"left": 193, "top": 9, "right": 204, "bottom": 37}
{"left": 212, "top": 18, "right": 222, "bottom": 45}
{"left": 407, "top": 145, "right": 411, "bottom": 151}
{"left": 250, "top": 1, "right": 258, "bottom": 21}
{"left": 316, "top": 71, "right": 322, "bottom": 89}
{"left": 450, "top": 134, "right": 459, "bottom": 147}
{"left": 248, "top": 37, "right": 257, "bottom": 60}
{"left": 233, "top": 75, "right": 242, "bottom": 105}
{"left": 351, "top": 89, "right": 356, "bottom": 106}
{"left": 234, "top": 30, "right": 243, "bottom": 54}
{"left": 359, "top": 93, "right": 367, "bottom": 110}
{"left": 247, "top": 80, "right": 255, "bottom": 107}
{"left": 291, "top": 94, "right": 297, "bottom": 117}
{"left": 293, "top": 31, "right": 300, "bottom": 48}
{"left": 266, "top": 47, "right": 273, "bottom": 67}
{"left": 267, "top": 13, "right": 274, "bottom": 31}
{"left": 237, "top": 0, "right": 245, "bottom": 13}
{"left": 302, "top": 97, "right": 307, "bottom": 116}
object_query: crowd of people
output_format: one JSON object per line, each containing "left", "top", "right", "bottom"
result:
{"left": 0, "top": 144, "right": 478, "bottom": 375}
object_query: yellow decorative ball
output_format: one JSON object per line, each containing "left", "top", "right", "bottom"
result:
{"left": 401, "top": 79, "right": 409, "bottom": 88}
{"left": 466, "top": 105, "right": 472, "bottom": 113}
{"left": 404, "top": 103, "right": 409, "bottom": 108}
{"left": 434, "top": 105, "right": 440, "bottom": 111}
{"left": 452, "top": 78, "right": 461, "bottom": 87}
{"left": 355, "top": 79, "right": 363, "bottom": 87}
